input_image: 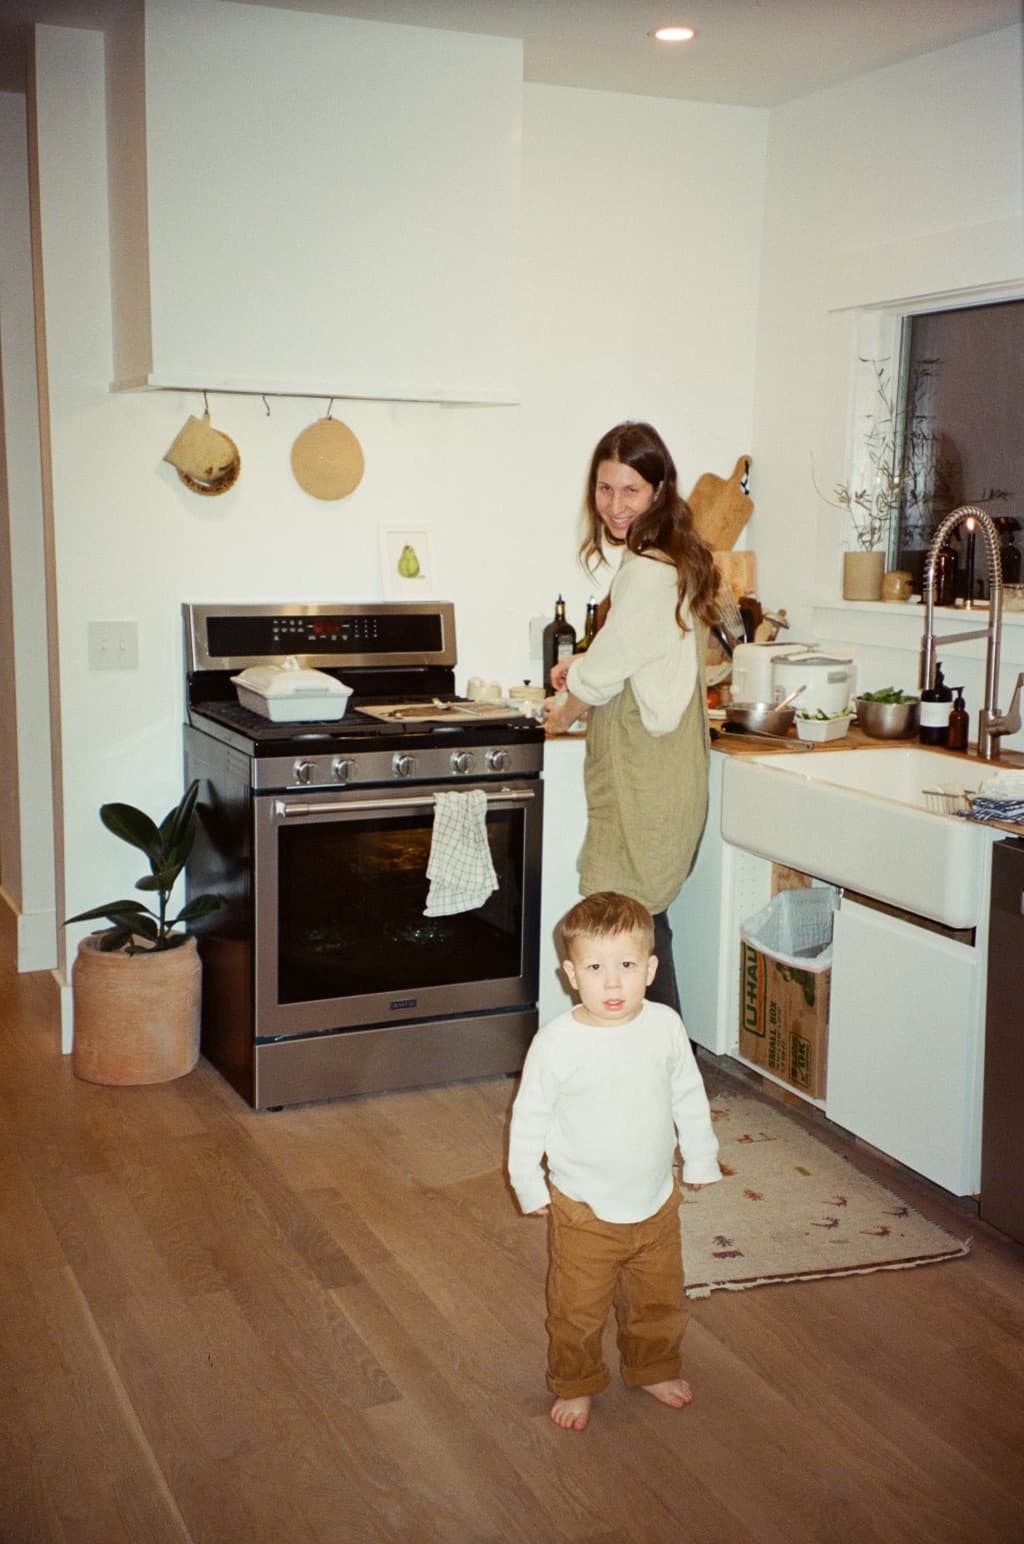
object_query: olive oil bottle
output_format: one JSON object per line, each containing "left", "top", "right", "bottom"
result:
{"left": 542, "top": 595, "right": 577, "bottom": 694}
{"left": 577, "top": 598, "right": 599, "bottom": 653}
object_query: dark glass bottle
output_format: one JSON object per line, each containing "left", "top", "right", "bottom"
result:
{"left": 542, "top": 595, "right": 577, "bottom": 694}
{"left": 920, "top": 661, "right": 953, "bottom": 746}
{"left": 998, "top": 521, "right": 1022, "bottom": 584}
{"left": 934, "top": 541, "right": 957, "bottom": 607}
{"left": 577, "top": 598, "right": 599, "bottom": 653}
{"left": 947, "top": 688, "right": 969, "bottom": 752}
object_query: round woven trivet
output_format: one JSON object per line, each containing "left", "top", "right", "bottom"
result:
{"left": 290, "top": 417, "right": 365, "bottom": 501}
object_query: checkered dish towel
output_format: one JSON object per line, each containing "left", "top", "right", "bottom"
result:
{"left": 423, "top": 790, "right": 499, "bottom": 917}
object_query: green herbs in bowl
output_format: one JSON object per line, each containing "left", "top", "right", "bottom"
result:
{"left": 795, "top": 708, "right": 854, "bottom": 743}
{"left": 795, "top": 707, "right": 855, "bottom": 721}
{"left": 857, "top": 687, "right": 918, "bottom": 704}
{"left": 855, "top": 689, "right": 920, "bottom": 739}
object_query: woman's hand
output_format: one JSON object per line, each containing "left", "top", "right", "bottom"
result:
{"left": 527, "top": 1205, "right": 550, "bottom": 1216}
{"left": 542, "top": 692, "right": 586, "bottom": 738}
{"left": 549, "top": 654, "right": 580, "bottom": 694}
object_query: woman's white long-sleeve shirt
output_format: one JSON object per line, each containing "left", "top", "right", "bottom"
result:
{"left": 566, "top": 549, "right": 698, "bottom": 736}
{"left": 508, "top": 1001, "right": 722, "bottom": 1223}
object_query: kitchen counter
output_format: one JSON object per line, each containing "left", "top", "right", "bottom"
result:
{"left": 711, "top": 721, "right": 1024, "bottom": 762}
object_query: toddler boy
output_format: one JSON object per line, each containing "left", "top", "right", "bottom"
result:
{"left": 508, "top": 891, "right": 721, "bottom": 1432}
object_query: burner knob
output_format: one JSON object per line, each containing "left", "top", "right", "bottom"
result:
{"left": 293, "top": 759, "right": 316, "bottom": 785}
{"left": 393, "top": 752, "right": 417, "bottom": 779}
{"left": 451, "top": 750, "right": 475, "bottom": 775}
{"left": 486, "top": 748, "right": 510, "bottom": 773}
{"left": 332, "top": 757, "right": 356, "bottom": 784}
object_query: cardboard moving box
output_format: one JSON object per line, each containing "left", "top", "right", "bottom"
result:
{"left": 739, "top": 886, "right": 838, "bottom": 1099}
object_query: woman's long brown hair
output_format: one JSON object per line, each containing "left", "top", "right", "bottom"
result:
{"left": 580, "top": 421, "right": 718, "bottom": 631}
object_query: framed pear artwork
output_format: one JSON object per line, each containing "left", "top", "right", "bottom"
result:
{"left": 381, "top": 525, "right": 434, "bottom": 599}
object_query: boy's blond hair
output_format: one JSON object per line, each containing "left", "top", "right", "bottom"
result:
{"left": 560, "top": 891, "right": 655, "bottom": 958}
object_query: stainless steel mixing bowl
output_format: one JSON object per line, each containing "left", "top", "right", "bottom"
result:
{"left": 854, "top": 697, "right": 920, "bottom": 739}
{"left": 724, "top": 701, "right": 797, "bottom": 736}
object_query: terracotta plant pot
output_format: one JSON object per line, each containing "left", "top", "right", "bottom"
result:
{"left": 71, "top": 932, "right": 201, "bottom": 1086}
{"left": 842, "top": 550, "right": 885, "bottom": 601}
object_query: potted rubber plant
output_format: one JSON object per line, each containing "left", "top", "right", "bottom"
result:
{"left": 64, "top": 779, "right": 223, "bottom": 1086}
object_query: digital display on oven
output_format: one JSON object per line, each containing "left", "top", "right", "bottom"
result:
{"left": 205, "top": 611, "right": 445, "bottom": 658}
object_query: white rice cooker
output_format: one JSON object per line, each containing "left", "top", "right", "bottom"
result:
{"left": 730, "top": 642, "right": 814, "bottom": 704}
{"left": 771, "top": 650, "right": 857, "bottom": 717}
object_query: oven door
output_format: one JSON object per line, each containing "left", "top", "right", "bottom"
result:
{"left": 252, "top": 778, "right": 543, "bottom": 1038}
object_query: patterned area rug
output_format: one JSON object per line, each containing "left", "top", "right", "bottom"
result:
{"left": 681, "top": 1088, "right": 971, "bottom": 1297}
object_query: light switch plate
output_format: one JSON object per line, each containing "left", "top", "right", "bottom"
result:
{"left": 88, "top": 621, "right": 138, "bottom": 670}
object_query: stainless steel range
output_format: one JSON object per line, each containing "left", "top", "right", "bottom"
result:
{"left": 182, "top": 602, "right": 544, "bottom": 1109}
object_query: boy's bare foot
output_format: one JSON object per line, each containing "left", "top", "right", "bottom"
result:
{"left": 550, "top": 1394, "right": 592, "bottom": 1431}
{"left": 642, "top": 1378, "right": 693, "bottom": 1409}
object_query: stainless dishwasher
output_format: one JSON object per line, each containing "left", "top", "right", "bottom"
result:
{"left": 980, "top": 836, "right": 1024, "bottom": 1244}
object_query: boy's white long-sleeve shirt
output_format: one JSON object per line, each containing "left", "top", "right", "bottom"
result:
{"left": 508, "top": 1001, "right": 722, "bottom": 1223}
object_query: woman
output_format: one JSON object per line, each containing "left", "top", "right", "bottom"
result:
{"left": 544, "top": 421, "right": 719, "bottom": 1011}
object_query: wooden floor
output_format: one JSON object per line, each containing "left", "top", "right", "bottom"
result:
{"left": 3, "top": 919, "right": 1023, "bottom": 1544}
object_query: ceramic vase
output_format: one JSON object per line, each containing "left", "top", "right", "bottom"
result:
{"left": 71, "top": 932, "right": 201, "bottom": 1085}
{"left": 842, "top": 550, "right": 885, "bottom": 602}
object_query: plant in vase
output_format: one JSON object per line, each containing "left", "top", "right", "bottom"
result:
{"left": 64, "top": 779, "right": 223, "bottom": 1085}
{"left": 820, "top": 356, "right": 938, "bottom": 601}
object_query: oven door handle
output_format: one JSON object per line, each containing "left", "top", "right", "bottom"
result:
{"left": 274, "top": 787, "right": 536, "bottom": 818}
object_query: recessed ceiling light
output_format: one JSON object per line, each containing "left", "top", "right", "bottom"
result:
{"left": 651, "top": 25, "right": 696, "bottom": 43}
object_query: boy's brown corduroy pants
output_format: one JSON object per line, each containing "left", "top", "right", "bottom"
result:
{"left": 544, "top": 1180, "right": 687, "bottom": 1399}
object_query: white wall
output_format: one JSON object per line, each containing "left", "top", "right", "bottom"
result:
{"left": 752, "top": 25, "right": 1024, "bottom": 733}
{"left": 0, "top": 88, "right": 56, "bottom": 970}
{"left": 20, "top": 21, "right": 767, "bottom": 992}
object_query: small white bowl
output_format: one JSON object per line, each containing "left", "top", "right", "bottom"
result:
{"left": 795, "top": 715, "right": 851, "bottom": 744}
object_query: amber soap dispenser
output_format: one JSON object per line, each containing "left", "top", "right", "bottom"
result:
{"left": 947, "top": 687, "right": 969, "bottom": 751}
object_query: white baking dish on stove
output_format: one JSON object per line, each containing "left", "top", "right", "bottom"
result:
{"left": 230, "top": 656, "right": 352, "bottom": 721}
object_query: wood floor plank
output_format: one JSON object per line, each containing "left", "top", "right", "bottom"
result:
{"left": 2, "top": 912, "right": 1023, "bottom": 1544}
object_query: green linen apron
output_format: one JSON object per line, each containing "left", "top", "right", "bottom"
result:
{"left": 577, "top": 625, "right": 709, "bottom": 916}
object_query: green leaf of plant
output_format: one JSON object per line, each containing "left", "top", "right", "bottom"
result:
{"left": 172, "top": 894, "right": 224, "bottom": 925}
{"left": 98, "top": 928, "right": 133, "bottom": 952}
{"left": 161, "top": 781, "right": 200, "bottom": 852}
{"left": 124, "top": 914, "right": 160, "bottom": 942}
{"left": 63, "top": 899, "right": 152, "bottom": 927}
{"left": 155, "top": 932, "right": 193, "bottom": 952}
{"left": 141, "top": 861, "right": 186, "bottom": 894}
{"left": 100, "top": 803, "right": 163, "bottom": 865}
{"left": 161, "top": 832, "right": 195, "bottom": 874}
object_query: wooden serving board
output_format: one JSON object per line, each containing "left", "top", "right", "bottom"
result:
{"left": 357, "top": 701, "right": 523, "bottom": 724}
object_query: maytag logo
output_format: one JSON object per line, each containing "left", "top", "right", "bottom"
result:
{"left": 389, "top": 997, "right": 417, "bottom": 1011}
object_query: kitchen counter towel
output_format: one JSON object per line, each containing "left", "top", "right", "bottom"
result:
{"left": 424, "top": 790, "right": 498, "bottom": 917}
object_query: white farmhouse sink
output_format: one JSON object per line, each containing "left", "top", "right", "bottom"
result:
{"left": 753, "top": 747, "right": 988, "bottom": 807}
{"left": 721, "top": 746, "right": 1000, "bottom": 928}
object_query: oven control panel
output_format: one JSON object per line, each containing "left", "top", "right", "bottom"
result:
{"left": 184, "top": 602, "right": 456, "bottom": 672}
{"left": 252, "top": 740, "right": 543, "bottom": 791}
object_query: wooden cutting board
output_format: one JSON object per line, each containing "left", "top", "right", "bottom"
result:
{"left": 357, "top": 701, "right": 523, "bottom": 724}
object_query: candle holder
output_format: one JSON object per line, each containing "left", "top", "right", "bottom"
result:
{"left": 965, "top": 518, "right": 977, "bottom": 608}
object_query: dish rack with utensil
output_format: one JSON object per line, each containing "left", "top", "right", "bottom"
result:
{"left": 921, "top": 785, "right": 971, "bottom": 815}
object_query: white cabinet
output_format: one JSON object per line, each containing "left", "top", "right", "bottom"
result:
{"left": 538, "top": 736, "right": 588, "bottom": 1024}
{"left": 670, "top": 755, "right": 773, "bottom": 1055}
{"left": 826, "top": 896, "right": 987, "bottom": 1195}
{"left": 674, "top": 750, "right": 991, "bottom": 1196}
